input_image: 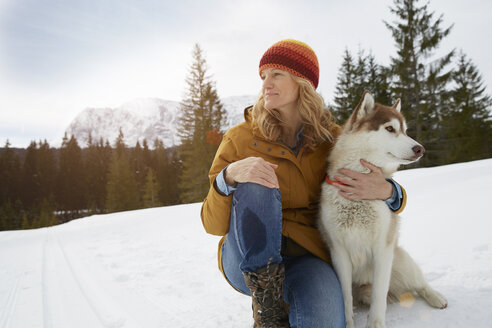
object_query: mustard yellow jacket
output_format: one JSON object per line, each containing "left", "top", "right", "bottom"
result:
{"left": 200, "top": 107, "right": 406, "bottom": 274}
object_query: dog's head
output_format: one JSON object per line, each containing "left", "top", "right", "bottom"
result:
{"left": 342, "top": 91, "right": 425, "bottom": 166}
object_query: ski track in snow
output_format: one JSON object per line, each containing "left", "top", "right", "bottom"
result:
{"left": 0, "top": 158, "right": 491, "bottom": 327}
{"left": 41, "top": 231, "right": 52, "bottom": 328}
{"left": 0, "top": 275, "right": 20, "bottom": 328}
{"left": 42, "top": 228, "right": 129, "bottom": 328}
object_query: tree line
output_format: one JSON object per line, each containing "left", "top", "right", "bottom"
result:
{"left": 0, "top": 134, "right": 181, "bottom": 231}
{"left": 1, "top": 0, "right": 491, "bottom": 231}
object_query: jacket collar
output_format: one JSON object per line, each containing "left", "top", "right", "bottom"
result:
{"left": 243, "top": 106, "right": 309, "bottom": 164}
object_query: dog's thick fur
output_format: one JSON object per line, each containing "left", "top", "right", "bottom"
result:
{"left": 318, "top": 92, "right": 447, "bottom": 328}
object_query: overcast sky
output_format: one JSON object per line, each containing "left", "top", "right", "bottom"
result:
{"left": 1, "top": 0, "right": 491, "bottom": 148}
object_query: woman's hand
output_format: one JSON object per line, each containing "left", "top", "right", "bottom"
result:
{"left": 332, "top": 159, "right": 393, "bottom": 201}
{"left": 225, "top": 157, "right": 279, "bottom": 189}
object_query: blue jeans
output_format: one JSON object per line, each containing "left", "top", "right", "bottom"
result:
{"left": 221, "top": 183, "right": 346, "bottom": 328}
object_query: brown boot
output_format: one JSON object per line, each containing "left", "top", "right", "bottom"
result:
{"left": 243, "top": 261, "right": 290, "bottom": 328}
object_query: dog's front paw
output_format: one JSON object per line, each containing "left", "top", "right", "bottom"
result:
{"left": 346, "top": 319, "right": 355, "bottom": 328}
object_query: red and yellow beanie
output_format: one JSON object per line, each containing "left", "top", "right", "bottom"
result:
{"left": 259, "top": 39, "right": 319, "bottom": 89}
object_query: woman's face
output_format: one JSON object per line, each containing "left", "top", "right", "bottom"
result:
{"left": 261, "top": 68, "right": 299, "bottom": 112}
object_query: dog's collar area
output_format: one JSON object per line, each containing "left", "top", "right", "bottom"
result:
{"left": 325, "top": 174, "right": 348, "bottom": 186}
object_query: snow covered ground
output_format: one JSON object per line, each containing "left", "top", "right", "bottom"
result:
{"left": 1, "top": 158, "right": 491, "bottom": 328}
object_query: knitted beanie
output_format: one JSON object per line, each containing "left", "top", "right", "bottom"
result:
{"left": 259, "top": 39, "right": 319, "bottom": 89}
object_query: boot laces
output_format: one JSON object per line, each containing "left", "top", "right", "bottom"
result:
{"left": 247, "top": 262, "right": 287, "bottom": 326}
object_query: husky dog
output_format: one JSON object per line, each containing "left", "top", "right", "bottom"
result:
{"left": 318, "top": 91, "right": 447, "bottom": 328}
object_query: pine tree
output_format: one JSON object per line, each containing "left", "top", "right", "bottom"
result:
{"left": 143, "top": 168, "right": 162, "bottom": 208}
{"left": 21, "top": 213, "right": 30, "bottom": 230}
{"left": 22, "top": 141, "right": 40, "bottom": 210}
{"left": 32, "top": 198, "right": 58, "bottom": 228}
{"left": 85, "top": 137, "right": 111, "bottom": 214}
{"left": 131, "top": 140, "right": 147, "bottom": 199}
{"left": 151, "top": 139, "right": 181, "bottom": 206}
{"left": 37, "top": 140, "right": 56, "bottom": 204}
{"left": 0, "top": 200, "right": 22, "bottom": 231}
{"left": 385, "top": 0, "right": 454, "bottom": 164}
{"left": 333, "top": 49, "right": 393, "bottom": 124}
{"left": 177, "top": 44, "right": 226, "bottom": 203}
{"left": 152, "top": 139, "right": 170, "bottom": 205}
{"left": 420, "top": 51, "right": 454, "bottom": 165}
{"left": 353, "top": 48, "right": 369, "bottom": 99}
{"left": 167, "top": 147, "right": 182, "bottom": 205}
{"left": 366, "top": 54, "right": 393, "bottom": 106}
{"left": 106, "top": 130, "right": 140, "bottom": 212}
{"left": 57, "top": 134, "right": 86, "bottom": 221}
{"left": 333, "top": 49, "right": 357, "bottom": 123}
{"left": 141, "top": 139, "right": 153, "bottom": 174}
{"left": 0, "top": 201, "right": 13, "bottom": 231}
{"left": 443, "top": 52, "right": 492, "bottom": 163}
{"left": 0, "top": 140, "right": 21, "bottom": 206}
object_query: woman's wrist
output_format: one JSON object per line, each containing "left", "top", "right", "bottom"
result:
{"left": 224, "top": 165, "right": 237, "bottom": 187}
{"left": 382, "top": 180, "right": 394, "bottom": 200}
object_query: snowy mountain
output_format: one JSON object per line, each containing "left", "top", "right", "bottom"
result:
{"left": 1, "top": 158, "right": 491, "bottom": 327}
{"left": 65, "top": 95, "right": 257, "bottom": 148}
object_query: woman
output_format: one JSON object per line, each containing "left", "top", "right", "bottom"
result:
{"left": 200, "top": 39, "right": 404, "bottom": 328}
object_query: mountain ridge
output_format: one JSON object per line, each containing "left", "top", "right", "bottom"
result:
{"left": 66, "top": 95, "right": 257, "bottom": 147}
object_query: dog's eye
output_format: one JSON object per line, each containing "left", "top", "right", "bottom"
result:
{"left": 385, "top": 126, "right": 395, "bottom": 133}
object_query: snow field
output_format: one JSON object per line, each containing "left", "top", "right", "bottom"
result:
{"left": 1, "top": 158, "right": 491, "bottom": 327}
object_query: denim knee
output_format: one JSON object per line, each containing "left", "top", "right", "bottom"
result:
{"left": 234, "top": 182, "right": 281, "bottom": 204}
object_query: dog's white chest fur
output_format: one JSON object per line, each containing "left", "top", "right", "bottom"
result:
{"left": 319, "top": 183, "right": 394, "bottom": 282}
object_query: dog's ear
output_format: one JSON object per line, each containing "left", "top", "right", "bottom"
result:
{"left": 353, "top": 91, "right": 375, "bottom": 120}
{"left": 393, "top": 98, "right": 401, "bottom": 112}
{"left": 345, "top": 91, "right": 375, "bottom": 131}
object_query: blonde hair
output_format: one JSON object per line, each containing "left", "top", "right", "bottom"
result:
{"left": 251, "top": 74, "right": 334, "bottom": 150}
